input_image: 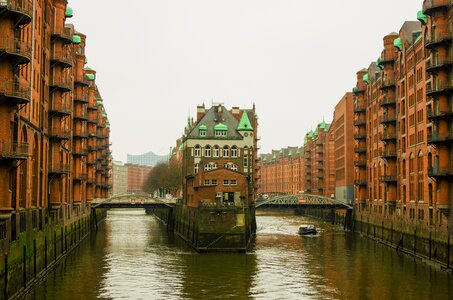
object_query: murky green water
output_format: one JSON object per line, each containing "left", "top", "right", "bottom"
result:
{"left": 24, "top": 209, "right": 452, "bottom": 299}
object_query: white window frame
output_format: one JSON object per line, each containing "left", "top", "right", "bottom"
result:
{"left": 194, "top": 145, "right": 201, "bottom": 157}
{"left": 204, "top": 164, "right": 212, "bottom": 171}
{"left": 204, "top": 179, "right": 210, "bottom": 186}
{"left": 223, "top": 146, "right": 229, "bottom": 157}
{"left": 213, "top": 146, "right": 220, "bottom": 158}
{"left": 194, "top": 163, "right": 199, "bottom": 174}
{"left": 215, "top": 130, "right": 227, "bottom": 137}
{"left": 231, "top": 146, "right": 238, "bottom": 158}
{"left": 199, "top": 129, "right": 206, "bottom": 137}
{"left": 211, "top": 179, "right": 218, "bottom": 185}
{"left": 244, "top": 156, "right": 248, "bottom": 167}
{"left": 223, "top": 180, "right": 229, "bottom": 185}
{"left": 231, "top": 164, "right": 238, "bottom": 171}
{"left": 204, "top": 145, "right": 211, "bottom": 157}
{"left": 231, "top": 180, "right": 237, "bottom": 186}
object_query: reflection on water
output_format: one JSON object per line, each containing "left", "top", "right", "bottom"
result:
{"left": 25, "top": 209, "right": 452, "bottom": 300}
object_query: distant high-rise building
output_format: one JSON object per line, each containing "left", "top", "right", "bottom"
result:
{"left": 112, "top": 161, "right": 128, "bottom": 195}
{"left": 127, "top": 151, "right": 168, "bottom": 167}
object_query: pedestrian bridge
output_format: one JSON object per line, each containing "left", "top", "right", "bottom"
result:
{"left": 255, "top": 193, "right": 352, "bottom": 209}
{"left": 91, "top": 193, "right": 176, "bottom": 209}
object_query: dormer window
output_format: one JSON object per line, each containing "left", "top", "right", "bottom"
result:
{"left": 214, "top": 123, "right": 228, "bottom": 137}
{"left": 199, "top": 124, "right": 207, "bottom": 137}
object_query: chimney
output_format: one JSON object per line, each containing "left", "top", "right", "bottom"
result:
{"left": 231, "top": 106, "right": 240, "bottom": 120}
{"left": 217, "top": 104, "right": 222, "bottom": 122}
{"left": 196, "top": 104, "right": 205, "bottom": 121}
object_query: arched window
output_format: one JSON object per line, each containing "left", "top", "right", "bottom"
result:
{"left": 194, "top": 145, "right": 201, "bottom": 157}
{"left": 213, "top": 145, "right": 220, "bottom": 158}
{"left": 204, "top": 145, "right": 211, "bottom": 157}
{"left": 418, "top": 150, "right": 423, "bottom": 173}
{"left": 223, "top": 146, "right": 229, "bottom": 157}
{"left": 231, "top": 146, "right": 238, "bottom": 158}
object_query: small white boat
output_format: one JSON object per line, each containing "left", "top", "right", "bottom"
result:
{"left": 298, "top": 225, "right": 317, "bottom": 235}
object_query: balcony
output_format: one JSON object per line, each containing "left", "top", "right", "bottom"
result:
{"left": 354, "top": 146, "right": 366, "bottom": 153}
{"left": 88, "top": 115, "right": 99, "bottom": 124}
{"left": 428, "top": 166, "right": 453, "bottom": 178}
{"left": 380, "top": 79, "right": 396, "bottom": 90}
{"left": 50, "top": 50, "right": 72, "bottom": 68}
{"left": 380, "top": 132, "right": 397, "bottom": 141}
{"left": 354, "top": 119, "right": 366, "bottom": 126}
{"left": 0, "top": 35, "right": 32, "bottom": 64}
{"left": 352, "top": 86, "right": 365, "bottom": 95}
{"left": 380, "top": 96, "right": 396, "bottom": 107}
{"left": 426, "top": 81, "right": 453, "bottom": 97}
{"left": 304, "top": 161, "right": 311, "bottom": 166}
{"left": 0, "top": 80, "right": 31, "bottom": 104}
{"left": 51, "top": 27, "right": 72, "bottom": 44}
{"left": 354, "top": 134, "right": 366, "bottom": 140}
{"left": 380, "top": 50, "right": 395, "bottom": 64}
{"left": 48, "top": 163, "right": 69, "bottom": 175}
{"left": 354, "top": 179, "right": 367, "bottom": 186}
{"left": 425, "top": 31, "right": 452, "bottom": 49}
{"left": 379, "top": 175, "right": 397, "bottom": 183}
{"left": 73, "top": 128, "right": 88, "bottom": 138}
{"left": 49, "top": 76, "right": 72, "bottom": 92}
{"left": 305, "top": 170, "right": 312, "bottom": 175}
{"left": 427, "top": 131, "right": 453, "bottom": 144}
{"left": 426, "top": 57, "right": 452, "bottom": 73}
{"left": 354, "top": 105, "right": 366, "bottom": 113}
{"left": 0, "top": 141, "right": 28, "bottom": 160}
{"left": 49, "top": 100, "right": 71, "bottom": 116}
{"left": 423, "top": 0, "right": 450, "bottom": 16}
{"left": 427, "top": 107, "right": 453, "bottom": 120}
{"left": 354, "top": 160, "right": 366, "bottom": 167}
{"left": 49, "top": 127, "right": 70, "bottom": 141}
{"left": 317, "top": 172, "right": 324, "bottom": 178}
{"left": 74, "top": 91, "right": 89, "bottom": 103}
{"left": 73, "top": 110, "right": 88, "bottom": 121}
{"left": 0, "top": 0, "right": 33, "bottom": 26}
{"left": 380, "top": 149, "right": 397, "bottom": 159}
{"left": 74, "top": 75, "right": 90, "bottom": 86}
{"left": 380, "top": 114, "right": 397, "bottom": 124}
{"left": 73, "top": 145, "right": 88, "bottom": 156}
{"left": 73, "top": 173, "right": 88, "bottom": 181}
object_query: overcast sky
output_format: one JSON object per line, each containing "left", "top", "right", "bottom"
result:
{"left": 69, "top": 0, "right": 422, "bottom": 161}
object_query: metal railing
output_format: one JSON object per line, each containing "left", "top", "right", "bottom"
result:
{"left": 425, "top": 31, "right": 452, "bottom": 47}
{"left": 0, "top": 35, "right": 32, "bottom": 59}
{"left": 379, "top": 175, "right": 397, "bottom": 182}
{"left": 48, "top": 163, "right": 69, "bottom": 174}
{"left": 50, "top": 50, "right": 73, "bottom": 67}
{"left": 49, "top": 76, "right": 72, "bottom": 91}
{"left": 73, "top": 173, "right": 88, "bottom": 181}
{"left": 49, "top": 100, "right": 71, "bottom": 115}
{"left": 428, "top": 166, "right": 453, "bottom": 177}
{"left": 380, "top": 114, "right": 397, "bottom": 123}
{"left": 0, "top": 141, "right": 28, "bottom": 159}
{"left": 426, "top": 81, "right": 453, "bottom": 95}
{"left": 51, "top": 27, "right": 72, "bottom": 42}
{"left": 380, "top": 96, "right": 396, "bottom": 106}
{"left": 49, "top": 127, "right": 70, "bottom": 139}
{"left": 380, "top": 149, "right": 397, "bottom": 158}
{"left": 0, "top": 0, "right": 33, "bottom": 20}
{"left": 380, "top": 79, "right": 396, "bottom": 89}
{"left": 0, "top": 79, "right": 31, "bottom": 102}
{"left": 426, "top": 106, "right": 453, "bottom": 119}
{"left": 426, "top": 56, "right": 452, "bottom": 71}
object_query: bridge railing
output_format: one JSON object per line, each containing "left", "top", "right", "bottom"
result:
{"left": 255, "top": 193, "right": 352, "bottom": 209}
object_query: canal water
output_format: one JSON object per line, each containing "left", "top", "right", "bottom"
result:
{"left": 24, "top": 209, "right": 452, "bottom": 300}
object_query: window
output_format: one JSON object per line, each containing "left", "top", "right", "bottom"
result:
{"left": 231, "top": 164, "right": 238, "bottom": 171}
{"left": 211, "top": 179, "right": 218, "bottom": 185}
{"left": 230, "top": 180, "right": 237, "bottom": 186}
{"left": 199, "top": 129, "right": 206, "bottom": 137}
{"left": 215, "top": 130, "right": 227, "bottom": 137}
{"left": 204, "top": 164, "right": 212, "bottom": 171}
{"left": 204, "top": 180, "right": 210, "bottom": 185}
{"left": 204, "top": 145, "right": 211, "bottom": 157}
{"left": 194, "top": 163, "right": 199, "bottom": 174}
{"left": 244, "top": 156, "right": 248, "bottom": 167}
{"left": 194, "top": 145, "right": 201, "bottom": 157}
{"left": 223, "top": 146, "right": 229, "bottom": 157}
{"left": 223, "top": 180, "right": 229, "bottom": 185}
{"left": 231, "top": 146, "right": 238, "bottom": 158}
{"left": 213, "top": 145, "right": 220, "bottom": 157}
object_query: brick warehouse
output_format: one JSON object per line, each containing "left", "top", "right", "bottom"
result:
{"left": 0, "top": 1, "right": 111, "bottom": 235}
{"left": 257, "top": 0, "right": 452, "bottom": 265}
{"left": 257, "top": 93, "right": 354, "bottom": 203}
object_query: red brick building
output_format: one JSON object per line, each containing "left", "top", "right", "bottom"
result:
{"left": 0, "top": 1, "right": 111, "bottom": 225}
{"left": 126, "top": 163, "right": 152, "bottom": 194}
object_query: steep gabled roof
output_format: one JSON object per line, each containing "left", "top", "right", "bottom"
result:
{"left": 237, "top": 110, "right": 254, "bottom": 131}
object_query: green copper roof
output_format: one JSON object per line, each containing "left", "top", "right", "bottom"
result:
{"left": 178, "top": 143, "right": 184, "bottom": 151}
{"left": 106, "top": 124, "right": 110, "bottom": 129}
{"left": 363, "top": 73, "right": 369, "bottom": 84}
{"left": 199, "top": 124, "right": 207, "bottom": 130}
{"left": 417, "top": 10, "right": 427, "bottom": 24}
{"left": 237, "top": 111, "right": 254, "bottom": 131}
{"left": 307, "top": 130, "right": 314, "bottom": 138}
{"left": 102, "top": 113, "right": 107, "bottom": 118}
{"left": 73, "top": 35, "right": 81, "bottom": 44}
{"left": 96, "top": 100, "right": 102, "bottom": 106}
{"left": 288, "top": 150, "right": 292, "bottom": 156}
{"left": 393, "top": 37, "right": 402, "bottom": 51}
{"left": 214, "top": 123, "right": 228, "bottom": 130}
{"left": 255, "top": 113, "right": 259, "bottom": 120}
{"left": 263, "top": 156, "right": 267, "bottom": 161}
{"left": 320, "top": 119, "right": 326, "bottom": 130}
{"left": 65, "top": 7, "right": 73, "bottom": 18}
{"left": 376, "top": 57, "right": 384, "bottom": 70}
{"left": 314, "top": 127, "right": 318, "bottom": 135}
{"left": 272, "top": 153, "right": 276, "bottom": 160}
{"left": 296, "top": 148, "right": 301, "bottom": 154}
{"left": 85, "top": 74, "right": 95, "bottom": 81}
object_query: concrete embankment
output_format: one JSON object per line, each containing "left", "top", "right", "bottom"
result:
{"left": 0, "top": 206, "right": 107, "bottom": 300}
